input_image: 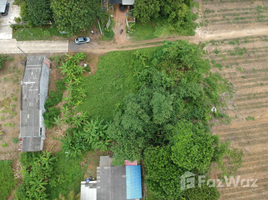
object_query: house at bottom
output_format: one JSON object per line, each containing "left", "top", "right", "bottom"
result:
{"left": 80, "top": 156, "right": 142, "bottom": 200}
{"left": 18, "top": 55, "right": 51, "bottom": 152}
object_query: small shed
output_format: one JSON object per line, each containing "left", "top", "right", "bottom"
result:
{"left": 0, "top": 0, "right": 7, "bottom": 13}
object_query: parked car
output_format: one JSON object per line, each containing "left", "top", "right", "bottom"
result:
{"left": 1, "top": 3, "right": 10, "bottom": 16}
{"left": 75, "top": 37, "right": 90, "bottom": 45}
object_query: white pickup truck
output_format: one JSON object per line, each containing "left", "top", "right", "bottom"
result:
{"left": 0, "top": 0, "right": 9, "bottom": 16}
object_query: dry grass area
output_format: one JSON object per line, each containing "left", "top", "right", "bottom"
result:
{"left": 205, "top": 35, "right": 268, "bottom": 199}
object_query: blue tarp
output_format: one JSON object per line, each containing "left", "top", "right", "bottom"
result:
{"left": 126, "top": 165, "right": 142, "bottom": 199}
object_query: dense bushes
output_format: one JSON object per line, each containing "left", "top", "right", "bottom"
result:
{"left": 43, "top": 79, "right": 66, "bottom": 129}
{"left": 133, "top": 0, "right": 198, "bottom": 35}
{"left": 15, "top": 151, "right": 56, "bottom": 199}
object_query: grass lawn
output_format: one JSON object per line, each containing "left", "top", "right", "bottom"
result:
{"left": 130, "top": 22, "right": 157, "bottom": 41}
{"left": 77, "top": 47, "right": 162, "bottom": 121}
{"left": 0, "top": 160, "right": 17, "bottom": 199}
{"left": 13, "top": 27, "right": 67, "bottom": 41}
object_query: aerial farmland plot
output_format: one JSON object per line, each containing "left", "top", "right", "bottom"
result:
{"left": 205, "top": 35, "right": 268, "bottom": 199}
{"left": 196, "top": 0, "right": 268, "bottom": 37}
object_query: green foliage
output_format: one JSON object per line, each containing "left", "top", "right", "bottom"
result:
{"left": 183, "top": 183, "right": 220, "bottom": 200}
{"left": 45, "top": 91, "right": 63, "bottom": 109}
{"left": 14, "top": 17, "right": 21, "bottom": 23}
{"left": 171, "top": 121, "right": 215, "bottom": 173}
{"left": 133, "top": 0, "right": 198, "bottom": 35}
{"left": 0, "top": 54, "right": 6, "bottom": 69}
{"left": 43, "top": 107, "right": 61, "bottom": 129}
{"left": 1, "top": 142, "right": 8, "bottom": 147}
{"left": 144, "top": 146, "right": 184, "bottom": 200}
{"left": 45, "top": 151, "right": 84, "bottom": 199}
{"left": 26, "top": 0, "right": 52, "bottom": 26}
{"left": 7, "top": 56, "right": 14, "bottom": 61}
{"left": 14, "top": 0, "right": 25, "bottom": 5}
{"left": 15, "top": 151, "right": 56, "bottom": 199}
{"left": 60, "top": 117, "right": 111, "bottom": 157}
{"left": 20, "top": 2, "right": 29, "bottom": 20}
{"left": 245, "top": 116, "right": 255, "bottom": 121}
{"left": 51, "top": 0, "right": 103, "bottom": 33}
{"left": 0, "top": 160, "right": 17, "bottom": 199}
{"left": 108, "top": 40, "right": 234, "bottom": 165}
{"left": 13, "top": 137, "right": 20, "bottom": 144}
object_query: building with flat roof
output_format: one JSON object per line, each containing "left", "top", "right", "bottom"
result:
{"left": 18, "top": 55, "right": 51, "bottom": 152}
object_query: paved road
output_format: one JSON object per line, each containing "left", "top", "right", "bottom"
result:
{"left": 0, "top": 39, "right": 69, "bottom": 54}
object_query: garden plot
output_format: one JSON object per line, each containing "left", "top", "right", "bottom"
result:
{"left": 0, "top": 55, "right": 23, "bottom": 154}
{"left": 205, "top": 36, "right": 268, "bottom": 199}
{"left": 197, "top": 0, "right": 268, "bottom": 36}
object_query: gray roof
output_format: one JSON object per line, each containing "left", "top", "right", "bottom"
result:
{"left": 0, "top": 0, "right": 7, "bottom": 13}
{"left": 21, "top": 137, "right": 43, "bottom": 152}
{"left": 100, "top": 156, "right": 112, "bottom": 167}
{"left": 20, "top": 55, "right": 50, "bottom": 152}
{"left": 97, "top": 166, "right": 126, "bottom": 200}
{"left": 20, "top": 56, "right": 44, "bottom": 137}
{"left": 122, "top": 0, "right": 134, "bottom": 5}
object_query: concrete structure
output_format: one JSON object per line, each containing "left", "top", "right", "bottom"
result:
{"left": 18, "top": 55, "right": 51, "bottom": 152}
{"left": 80, "top": 156, "right": 142, "bottom": 200}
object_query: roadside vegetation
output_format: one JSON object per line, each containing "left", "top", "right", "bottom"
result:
{"left": 0, "top": 160, "right": 17, "bottom": 200}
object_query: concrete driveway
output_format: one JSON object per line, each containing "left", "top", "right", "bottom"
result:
{"left": 0, "top": 0, "right": 20, "bottom": 39}
{"left": 0, "top": 39, "right": 69, "bottom": 54}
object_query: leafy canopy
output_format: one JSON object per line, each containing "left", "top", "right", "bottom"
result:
{"left": 51, "top": 0, "right": 103, "bottom": 33}
{"left": 26, "top": 0, "right": 52, "bottom": 26}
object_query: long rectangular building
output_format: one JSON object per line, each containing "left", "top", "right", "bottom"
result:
{"left": 19, "top": 55, "right": 51, "bottom": 152}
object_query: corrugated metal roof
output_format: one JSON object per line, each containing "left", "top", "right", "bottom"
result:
{"left": 122, "top": 0, "right": 134, "bottom": 5}
{"left": 126, "top": 165, "right": 142, "bottom": 199}
{"left": 20, "top": 55, "right": 50, "bottom": 152}
{"left": 97, "top": 165, "right": 126, "bottom": 200}
{"left": 21, "top": 137, "right": 43, "bottom": 152}
{"left": 0, "top": 0, "right": 7, "bottom": 13}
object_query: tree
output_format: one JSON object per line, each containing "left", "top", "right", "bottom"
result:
{"left": 51, "top": 0, "right": 103, "bottom": 33}
{"left": 132, "top": 0, "right": 160, "bottom": 23}
{"left": 144, "top": 146, "right": 185, "bottom": 200}
{"left": 171, "top": 120, "right": 215, "bottom": 173}
{"left": 26, "top": 0, "right": 52, "bottom": 26}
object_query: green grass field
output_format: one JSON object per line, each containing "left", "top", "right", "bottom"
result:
{"left": 0, "top": 160, "right": 16, "bottom": 199}
{"left": 77, "top": 46, "right": 162, "bottom": 121}
{"left": 131, "top": 22, "right": 157, "bottom": 41}
{"left": 13, "top": 27, "right": 67, "bottom": 41}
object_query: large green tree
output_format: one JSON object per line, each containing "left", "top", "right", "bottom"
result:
{"left": 51, "top": 0, "right": 103, "bottom": 33}
{"left": 26, "top": 0, "right": 52, "bottom": 26}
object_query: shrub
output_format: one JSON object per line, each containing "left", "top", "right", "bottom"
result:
{"left": 55, "top": 80, "right": 66, "bottom": 91}
{"left": 13, "top": 137, "right": 19, "bottom": 144}
{"left": 1, "top": 142, "right": 8, "bottom": 147}
{"left": 85, "top": 67, "right": 91, "bottom": 72}
{"left": 43, "top": 107, "right": 61, "bottom": 129}
{"left": 14, "top": 17, "right": 21, "bottom": 23}
{"left": 7, "top": 56, "right": 14, "bottom": 61}
{"left": 20, "top": 3, "right": 29, "bottom": 20}
{"left": 45, "top": 91, "right": 63, "bottom": 109}
{"left": 0, "top": 55, "right": 6, "bottom": 69}
{"left": 13, "top": 0, "right": 25, "bottom": 5}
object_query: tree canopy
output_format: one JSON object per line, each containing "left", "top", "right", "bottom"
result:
{"left": 107, "top": 40, "right": 243, "bottom": 199}
{"left": 133, "top": 0, "right": 198, "bottom": 34}
{"left": 51, "top": 0, "right": 103, "bottom": 33}
{"left": 25, "top": 0, "right": 52, "bottom": 26}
